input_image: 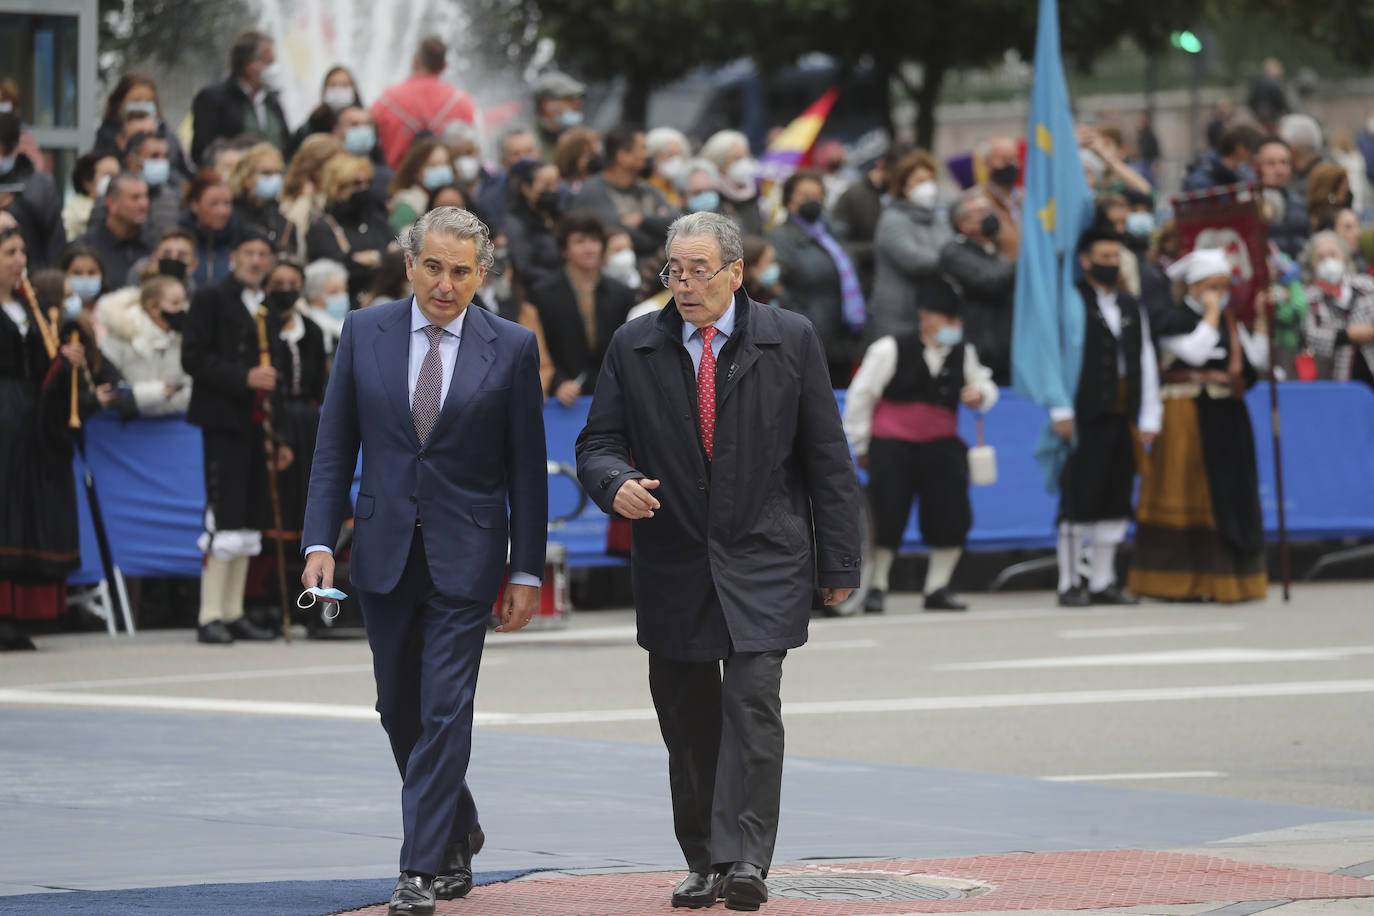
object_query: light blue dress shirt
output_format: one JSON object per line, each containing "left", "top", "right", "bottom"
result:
{"left": 306, "top": 298, "right": 540, "bottom": 587}
{"left": 681, "top": 301, "right": 735, "bottom": 373}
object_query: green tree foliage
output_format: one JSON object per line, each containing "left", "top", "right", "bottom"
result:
{"left": 97, "top": 0, "right": 253, "bottom": 80}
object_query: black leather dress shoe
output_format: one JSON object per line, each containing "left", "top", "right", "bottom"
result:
{"left": 1090, "top": 584, "right": 1140, "bottom": 605}
{"left": 862, "top": 589, "right": 886, "bottom": 614}
{"left": 923, "top": 587, "right": 967, "bottom": 611}
{"left": 722, "top": 862, "right": 768, "bottom": 911}
{"left": 388, "top": 873, "right": 435, "bottom": 915}
{"left": 433, "top": 825, "right": 484, "bottom": 900}
{"left": 197, "top": 620, "right": 233, "bottom": 644}
{"left": 227, "top": 617, "right": 277, "bottom": 640}
{"left": 672, "top": 870, "right": 722, "bottom": 908}
{"left": 1058, "top": 586, "right": 1093, "bottom": 607}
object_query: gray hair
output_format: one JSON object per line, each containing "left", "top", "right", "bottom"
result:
{"left": 665, "top": 211, "right": 743, "bottom": 266}
{"left": 304, "top": 258, "right": 349, "bottom": 302}
{"left": 645, "top": 126, "right": 688, "bottom": 159}
{"left": 397, "top": 207, "right": 495, "bottom": 271}
{"left": 700, "top": 130, "right": 749, "bottom": 169}
{"left": 681, "top": 157, "right": 719, "bottom": 190}
{"left": 1304, "top": 230, "right": 1350, "bottom": 270}
{"left": 948, "top": 188, "right": 987, "bottom": 230}
{"left": 1279, "top": 113, "right": 1323, "bottom": 155}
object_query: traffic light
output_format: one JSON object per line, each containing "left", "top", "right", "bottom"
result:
{"left": 1170, "top": 30, "right": 1203, "bottom": 53}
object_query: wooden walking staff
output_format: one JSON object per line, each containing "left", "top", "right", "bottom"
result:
{"left": 1262, "top": 281, "right": 1291, "bottom": 602}
{"left": 254, "top": 306, "right": 293, "bottom": 643}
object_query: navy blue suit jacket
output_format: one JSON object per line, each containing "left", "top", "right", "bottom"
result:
{"left": 302, "top": 298, "right": 548, "bottom": 602}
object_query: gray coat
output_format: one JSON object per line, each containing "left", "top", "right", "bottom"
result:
{"left": 867, "top": 200, "right": 952, "bottom": 341}
{"left": 768, "top": 217, "right": 856, "bottom": 369}
{"left": 575, "top": 291, "right": 864, "bottom": 661}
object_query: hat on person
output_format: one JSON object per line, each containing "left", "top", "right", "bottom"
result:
{"left": 918, "top": 275, "right": 961, "bottom": 317}
{"left": 533, "top": 71, "right": 586, "bottom": 101}
{"left": 1165, "top": 248, "right": 1231, "bottom": 285}
{"left": 234, "top": 226, "right": 274, "bottom": 250}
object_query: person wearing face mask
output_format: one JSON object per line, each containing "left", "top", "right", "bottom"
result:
{"left": 289, "top": 67, "right": 363, "bottom": 159}
{"left": 388, "top": 137, "right": 457, "bottom": 233}
{"left": 63, "top": 150, "right": 122, "bottom": 242}
{"left": 181, "top": 229, "right": 289, "bottom": 644}
{"left": 701, "top": 130, "right": 764, "bottom": 236}
{"left": 302, "top": 257, "right": 351, "bottom": 353}
{"left": 741, "top": 235, "right": 780, "bottom": 306}
{"left": 679, "top": 160, "right": 722, "bottom": 216}
{"left": 938, "top": 190, "right": 1016, "bottom": 385}
{"left": 602, "top": 228, "right": 642, "bottom": 293}
{"left": 60, "top": 245, "right": 108, "bottom": 344}
{"left": 571, "top": 126, "right": 679, "bottom": 259}
{"left": 306, "top": 154, "right": 393, "bottom": 303}
{"left": 1127, "top": 248, "right": 1270, "bottom": 604}
{"left": 977, "top": 136, "right": 1024, "bottom": 260}
{"left": 191, "top": 30, "right": 292, "bottom": 165}
{"left": 331, "top": 106, "right": 394, "bottom": 211}
{"left": 0, "top": 113, "right": 65, "bottom": 271}
{"left": 869, "top": 150, "right": 953, "bottom": 342}
{"left": 768, "top": 169, "right": 865, "bottom": 387}
{"left": 95, "top": 75, "right": 193, "bottom": 181}
{"left": 229, "top": 143, "right": 289, "bottom": 252}
{"left": 533, "top": 71, "right": 587, "bottom": 160}
{"left": 504, "top": 159, "right": 566, "bottom": 292}
{"left": 1302, "top": 230, "right": 1374, "bottom": 388}
{"left": 645, "top": 127, "right": 689, "bottom": 210}
{"left": 95, "top": 273, "right": 192, "bottom": 416}
{"left": 114, "top": 130, "right": 183, "bottom": 251}
{"left": 1304, "top": 163, "right": 1352, "bottom": 237}
{"left": 1050, "top": 226, "right": 1162, "bottom": 607}
{"left": 845, "top": 275, "right": 998, "bottom": 614}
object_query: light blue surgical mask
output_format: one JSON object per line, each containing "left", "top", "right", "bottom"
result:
{"left": 0, "top": 154, "right": 17, "bottom": 175}
{"left": 934, "top": 325, "right": 963, "bottom": 347}
{"left": 298, "top": 586, "right": 348, "bottom": 621}
{"left": 254, "top": 172, "right": 283, "bottom": 200}
{"left": 343, "top": 125, "right": 375, "bottom": 156}
{"left": 70, "top": 275, "right": 103, "bottom": 302}
{"left": 1125, "top": 211, "right": 1156, "bottom": 237}
{"left": 759, "top": 262, "right": 781, "bottom": 288}
{"left": 558, "top": 108, "right": 583, "bottom": 129}
{"left": 124, "top": 100, "right": 158, "bottom": 118}
{"left": 142, "top": 157, "right": 170, "bottom": 187}
{"left": 64, "top": 293, "right": 84, "bottom": 319}
{"left": 687, "top": 190, "right": 720, "bottom": 213}
{"left": 422, "top": 164, "right": 454, "bottom": 191}
{"left": 324, "top": 291, "right": 350, "bottom": 319}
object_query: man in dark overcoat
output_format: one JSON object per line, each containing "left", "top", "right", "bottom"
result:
{"left": 576, "top": 211, "right": 863, "bottom": 912}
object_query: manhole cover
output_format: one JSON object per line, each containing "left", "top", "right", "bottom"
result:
{"left": 769, "top": 874, "right": 970, "bottom": 901}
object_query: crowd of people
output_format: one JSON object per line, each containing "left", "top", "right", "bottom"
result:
{"left": 2, "top": 32, "right": 1373, "bottom": 648}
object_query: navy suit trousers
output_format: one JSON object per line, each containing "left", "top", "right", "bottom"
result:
{"left": 361, "top": 525, "right": 490, "bottom": 876}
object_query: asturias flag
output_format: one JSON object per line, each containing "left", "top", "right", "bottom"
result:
{"left": 758, "top": 87, "right": 840, "bottom": 184}
{"left": 1010, "top": 0, "right": 1094, "bottom": 492}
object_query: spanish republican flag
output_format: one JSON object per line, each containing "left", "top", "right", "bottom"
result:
{"left": 758, "top": 87, "right": 840, "bottom": 184}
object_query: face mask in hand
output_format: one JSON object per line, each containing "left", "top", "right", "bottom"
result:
{"left": 298, "top": 586, "right": 348, "bottom": 620}
{"left": 1316, "top": 256, "right": 1347, "bottom": 286}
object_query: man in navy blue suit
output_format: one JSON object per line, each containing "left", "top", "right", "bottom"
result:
{"left": 300, "top": 207, "right": 547, "bottom": 916}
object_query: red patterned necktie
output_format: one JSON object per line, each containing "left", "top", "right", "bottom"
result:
{"left": 697, "top": 326, "right": 718, "bottom": 460}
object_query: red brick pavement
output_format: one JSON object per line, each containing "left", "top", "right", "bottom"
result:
{"left": 336, "top": 849, "right": 1374, "bottom": 915}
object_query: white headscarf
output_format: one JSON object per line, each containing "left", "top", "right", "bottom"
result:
{"left": 1165, "top": 248, "right": 1231, "bottom": 285}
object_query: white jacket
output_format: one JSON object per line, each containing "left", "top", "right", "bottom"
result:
{"left": 96, "top": 287, "right": 192, "bottom": 416}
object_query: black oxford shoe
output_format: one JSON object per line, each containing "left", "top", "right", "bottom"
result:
{"left": 1090, "top": 584, "right": 1140, "bottom": 605}
{"left": 862, "top": 588, "right": 886, "bottom": 614}
{"left": 672, "top": 870, "right": 723, "bottom": 908}
{"left": 197, "top": 620, "right": 233, "bottom": 644}
{"left": 227, "top": 617, "right": 277, "bottom": 640}
{"left": 388, "top": 873, "right": 435, "bottom": 915}
{"left": 1058, "top": 586, "right": 1093, "bottom": 607}
{"left": 923, "top": 587, "right": 967, "bottom": 611}
{"left": 722, "top": 862, "right": 768, "bottom": 911}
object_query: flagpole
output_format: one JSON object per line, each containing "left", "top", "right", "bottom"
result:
{"left": 1264, "top": 291, "right": 1290, "bottom": 601}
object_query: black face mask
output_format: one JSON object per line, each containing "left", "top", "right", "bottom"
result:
{"left": 266, "top": 289, "right": 298, "bottom": 313}
{"left": 990, "top": 163, "right": 1019, "bottom": 188}
{"left": 157, "top": 257, "right": 188, "bottom": 280}
{"left": 333, "top": 189, "right": 371, "bottom": 220}
{"left": 979, "top": 212, "right": 1001, "bottom": 240}
{"left": 535, "top": 190, "right": 561, "bottom": 216}
{"left": 640, "top": 160, "right": 655, "bottom": 180}
{"left": 584, "top": 153, "right": 605, "bottom": 176}
{"left": 161, "top": 309, "right": 187, "bottom": 332}
{"left": 1088, "top": 261, "right": 1120, "bottom": 288}
{"left": 797, "top": 200, "right": 824, "bottom": 223}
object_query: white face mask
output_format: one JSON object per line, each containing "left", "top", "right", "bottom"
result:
{"left": 322, "top": 85, "right": 355, "bottom": 112}
{"left": 95, "top": 173, "right": 113, "bottom": 199}
{"left": 726, "top": 157, "right": 759, "bottom": 186}
{"left": 455, "top": 155, "right": 482, "bottom": 183}
{"left": 1316, "top": 256, "right": 1347, "bottom": 286}
{"left": 907, "top": 180, "right": 938, "bottom": 208}
{"left": 658, "top": 155, "right": 687, "bottom": 185}
{"left": 605, "top": 248, "right": 639, "bottom": 287}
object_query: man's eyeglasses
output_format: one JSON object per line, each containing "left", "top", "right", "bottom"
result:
{"left": 658, "top": 261, "right": 734, "bottom": 289}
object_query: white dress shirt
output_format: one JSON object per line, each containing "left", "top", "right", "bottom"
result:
{"left": 306, "top": 298, "right": 540, "bottom": 587}
{"left": 1162, "top": 296, "right": 1271, "bottom": 371}
{"left": 843, "top": 335, "right": 1000, "bottom": 457}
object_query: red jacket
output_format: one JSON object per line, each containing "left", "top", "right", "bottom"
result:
{"left": 370, "top": 73, "right": 476, "bottom": 168}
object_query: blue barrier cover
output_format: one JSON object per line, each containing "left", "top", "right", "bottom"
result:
{"left": 69, "top": 382, "right": 1374, "bottom": 584}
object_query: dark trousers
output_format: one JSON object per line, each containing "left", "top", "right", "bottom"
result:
{"left": 360, "top": 526, "right": 490, "bottom": 876}
{"left": 648, "top": 649, "right": 787, "bottom": 875}
{"left": 201, "top": 426, "right": 271, "bottom": 531}
{"left": 867, "top": 436, "right": 971, "bottom": 549}
{"left": 1058, "top": 412, "right": 1135, "bottom": 523}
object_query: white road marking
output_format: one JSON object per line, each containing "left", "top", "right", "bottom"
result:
{"left": 936, "top": 646, "right": 1374, "bottom": 671}
{"left": 1043, "top": 770, "right": 1226, "bottom": 782}
{"left": 3, "top": 679, "right": 1373, "bottom": 724}
{"left": 1057, "top": 623, "right": 1247, "bottom": 639}
{"left": 17, "top": 663, "right": 382, "bottom": 692}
